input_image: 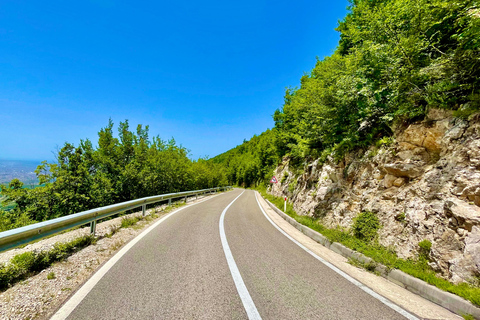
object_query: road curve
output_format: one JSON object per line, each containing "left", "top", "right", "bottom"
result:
{"left": 54, "top": 189, "right": 413, "bottom": 319}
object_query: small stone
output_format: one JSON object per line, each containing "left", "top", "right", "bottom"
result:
{"left": 475, "top": 195, "right": 480, "bottom": 207}
{"left": 393, "top": 177, "right": 406, "bottom": 187}
{"left": 383, "top": 174, "right": 397, "bottom": 188}
{"left": 373, "top": 169, "right": 384, "bottom": 180}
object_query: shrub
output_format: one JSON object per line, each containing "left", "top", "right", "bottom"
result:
{"left": 352, "top": 211, "right": 380, "bottom": 242}
{"left": 288, "top": 179, "right": 297, "bottom": 193}
{"left": 418, "top": 239, "right": 432, "bottom": 260}
{"left": 281, "top": 172, "right": 289, "bottom": 184}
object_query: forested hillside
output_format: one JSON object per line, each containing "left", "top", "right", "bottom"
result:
{"left": 211, "top": 130, "right": 278, "bottom": 186}
{"left": 215, "top": 0, "right": 480, "bottom": 185}
{"left": 0, "top": 120, "right": 226, "bottom": 231}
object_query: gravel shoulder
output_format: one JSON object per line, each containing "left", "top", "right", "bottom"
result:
{"left": 0, "top": 194, "right": 213, "bottom": 320}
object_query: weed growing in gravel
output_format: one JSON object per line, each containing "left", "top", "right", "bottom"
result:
{"left": 106, "top": 225, "right": 119, "bottom": 238}
{"left": 120, "top": 216, "right": 142, "bottom": 228}
{"left": 46, "top": 272, "right": 55, "bottom": 280}
{"left": 255, "top": 186, "right": 480, "bottom": 307}
{"left": 0, "top": 235, "right": 96, "bottom": 290}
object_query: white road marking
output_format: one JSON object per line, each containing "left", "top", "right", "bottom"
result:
{"left": 51, "top": 193, "right": 225, "bottom": 320}
{"left": 254, "top": 191, "right": 420, "bottom": 320}
{"left": 219, "top": 190, "right": 262, "bottom": 320}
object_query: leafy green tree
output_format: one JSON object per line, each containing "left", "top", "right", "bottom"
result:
{"left": 1, "top": 120, "right": 227, "bottom": 230}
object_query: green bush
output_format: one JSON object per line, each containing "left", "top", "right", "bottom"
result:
{"left": 288, "top": 179, "right": 297, "bottom": 193}
{"left": 281, "top": 172, "right": 289, "bottom": 184}
{"left": 418, "top": 239, "right": 432, "bottom": 260}
{"left": 352, "top": 211, "right": 380, "bottom": 242}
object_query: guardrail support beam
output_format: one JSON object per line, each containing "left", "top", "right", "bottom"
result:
{"left": 142, "top": 204, "right": 146, "bottom": 217}
{"left": 90, "top": 220, "right": 96, "bottom": 236}
{"left": 168, "top": 198, "right": 171, "bottom": 206}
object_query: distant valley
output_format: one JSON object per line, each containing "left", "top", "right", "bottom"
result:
{"left": 0, "top": 160, "right": 41, "bottom": 186}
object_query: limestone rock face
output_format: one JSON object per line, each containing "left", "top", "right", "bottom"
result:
{"left": 269, "top": 109, "right": 480, "bottom": 284}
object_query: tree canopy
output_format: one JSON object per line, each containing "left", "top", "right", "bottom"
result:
{"left": 275, "top": 0, "right": 479, "bottom": 160}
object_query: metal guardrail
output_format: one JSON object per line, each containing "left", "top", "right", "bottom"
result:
{"left": 0, "top": 186, "right": 232, "bottom": 252}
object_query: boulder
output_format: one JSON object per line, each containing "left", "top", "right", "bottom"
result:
{"left": 383, "top": 163, "right": 423, "bottom": 178}
{"left": 444, "top": 198, "right": 480, "bottom": 231}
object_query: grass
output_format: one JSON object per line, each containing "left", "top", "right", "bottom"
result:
{"left": 348, "top": 257, "right": 379, "bottom": 275}
{"left": 256, "top": 186, "right": 480, "bottom": 307}
{"left": 0, "top": 235, "right": 96, "bottom": 291}
{"left": 120, "top": 216, "right": 142, "bottom": 228}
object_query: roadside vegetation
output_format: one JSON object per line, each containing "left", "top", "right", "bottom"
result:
{"left": 0, "top": 235, "right": 96, "bottom": 291}
{"left": 213, "top": 0, "right": 480, "bottom": 183}
{"left": 256, "top": 186, "right": 480, "bottom": 307}
{"left": 0, "top": 120, "right": 227, "bottom": 231}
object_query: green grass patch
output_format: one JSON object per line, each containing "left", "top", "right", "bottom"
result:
{"left": 120, "top": 216, "right": 142, "bottom": 228}
{"left": 348, "top": 257, "right": 379, "bottom": 275}
{"left": 0, "top": 235, "right": 96, "bottom": 291}
{"left": 462, "top": 313, "right": 475, "bottom": 320}
{"left": 255, "top": 186, "right": 480, "bottom": 307}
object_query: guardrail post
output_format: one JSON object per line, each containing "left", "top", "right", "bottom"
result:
{"left": 184, "top": 196, "right": 187, "bottom": 203}
{"left": 168, "top": 198, "right": 171, "bottom": 206}
{"left": 142, "top": 204, "right": 146, "bottom": 217}
{"left": 196, "top": 193, "right": 198, "bottom": 200}
{"left": 90, "top": 220, "right": 96, "bottom": 236}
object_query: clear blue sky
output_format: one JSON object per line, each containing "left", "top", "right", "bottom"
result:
{"left": 0, "top": 0, "right": 349, "bottom": 161}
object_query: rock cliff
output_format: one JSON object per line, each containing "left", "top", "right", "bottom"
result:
{"left": 269, "top": 109, "right": 480, "bottom": 284}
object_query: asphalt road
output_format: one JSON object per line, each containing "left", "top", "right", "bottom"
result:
{"left": 59, "top": 189, "right": 411, "bottom": 319}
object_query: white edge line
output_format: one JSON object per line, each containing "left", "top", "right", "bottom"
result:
{"left": 51, "top": 192, "right": 225, "bottom": 320}
{"left": 254, "top": 191, "right": 419, "bottom": 320}
{"left": 219, "top": 190, "right": 262, "bottom": 320}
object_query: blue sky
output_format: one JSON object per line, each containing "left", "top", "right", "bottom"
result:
{"left": 0, "top": 0, "right": 350, "bottom": 161}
